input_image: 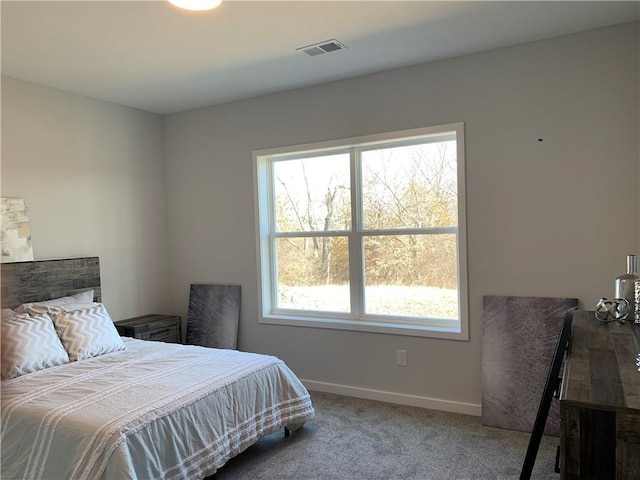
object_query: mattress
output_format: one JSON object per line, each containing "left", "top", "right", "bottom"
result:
{"left": 1, "top": 338, "right": 315, "bottom": 480}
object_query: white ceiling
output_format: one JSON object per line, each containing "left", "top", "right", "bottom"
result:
{"left": 2, "top": 1, "right": 638, "bottom": 115}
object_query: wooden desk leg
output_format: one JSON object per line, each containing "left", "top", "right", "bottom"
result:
{"left": 561, "top": 403, "right": 580, "bottom": 479}
{"left": 562, "top": 404, "right": 618, "bottom": 480}
{"left": 617, "top": 413, "right": 640, "bottom": 480}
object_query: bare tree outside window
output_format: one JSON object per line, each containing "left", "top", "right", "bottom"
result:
{"left": 271, "top": 138, "right": 458, "bottom": 319}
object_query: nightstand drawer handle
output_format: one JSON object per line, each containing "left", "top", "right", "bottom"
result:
{"left": 150, "top": 328, "right": 172, "bottom": 339}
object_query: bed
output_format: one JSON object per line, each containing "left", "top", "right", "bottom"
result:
{"left": 1, "top": 257, "right": 315, "bottom": 480}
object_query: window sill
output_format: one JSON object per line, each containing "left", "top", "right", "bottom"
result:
{"left": 259, "top": 314, "right": 469, "bottom": 341}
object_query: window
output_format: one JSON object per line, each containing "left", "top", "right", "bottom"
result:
{"left": 254, "top": 123, "right": 468, "bottom": 340}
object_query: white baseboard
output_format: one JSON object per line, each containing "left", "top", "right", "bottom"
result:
{"left": 302, "top": 379, "right": 482, "bottom": 417}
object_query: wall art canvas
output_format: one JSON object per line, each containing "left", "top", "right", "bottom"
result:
{"left": 186, "top": 284, "right": 241, "bottom": 349}
{"left": 482, "top": 295, "right": 578, "bottom": 436}
{"left": 1, "top": 198, "right": 34, "bottom": 263}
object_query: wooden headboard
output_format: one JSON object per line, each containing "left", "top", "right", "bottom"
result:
{"left": 1, "top": 257, "right": 101, "bottom": 309}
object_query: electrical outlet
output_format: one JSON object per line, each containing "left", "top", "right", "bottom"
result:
{"left": 396, "top": 349, "right": 407, "bottom": 367}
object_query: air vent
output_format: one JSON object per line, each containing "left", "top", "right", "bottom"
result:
{"left": 297, "top": 39, "right": 347, "bottom": 57}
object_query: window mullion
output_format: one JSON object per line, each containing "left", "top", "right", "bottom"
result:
{"left": 349, "top": 146, "right": 363, "bottom": 320}
{"left": 361, "top": 227, "right": 458, "bottom": 236}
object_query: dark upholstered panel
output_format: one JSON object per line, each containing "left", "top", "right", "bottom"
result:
{"left": 186, "top": 284, "right": 240, "bottom": 349}
{"left": 482, "top": 295, "right": 578, "bottom": 436}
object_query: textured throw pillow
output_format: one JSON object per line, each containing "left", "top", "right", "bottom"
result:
{"left": 51, "top": 304, "right": 125, "bottom": 361}
{"left": 1, "top": 313, "right": 70, "bottom": 380}
{"left": 20, "top": 302, "right": 101, "bottom": 316}
{"left": 16, "top": 290, "right": 95, "bottom": 314}
{"left": 1, "top": 308, "right": 17, "bottom": 319}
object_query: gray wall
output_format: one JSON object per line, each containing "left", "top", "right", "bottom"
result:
{"left": 164, "top": 23, "right": 639, "bottom": 413}
{"left": 1, "top": 77, "right": 172, "bottom": 321}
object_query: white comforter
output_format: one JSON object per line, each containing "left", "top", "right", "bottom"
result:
{"left": 1, "top": 338, "right": 315, "bottom": 480}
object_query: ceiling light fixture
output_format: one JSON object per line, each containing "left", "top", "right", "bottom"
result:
{"left": 168, "top": 0, "right": 222, "bottom": 11}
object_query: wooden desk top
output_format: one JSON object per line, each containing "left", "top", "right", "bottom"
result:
{"left": 561, "top": 310, "right": 640, "bottom": 413}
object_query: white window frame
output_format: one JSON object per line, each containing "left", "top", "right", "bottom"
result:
{"left": 253, "top": 123, "right": 468, "bottom": 340}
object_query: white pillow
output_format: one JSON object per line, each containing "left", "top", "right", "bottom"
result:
{"left": 1, "top": 313, "right": 70, "bottom": 379}
{"left": 51, "top": 304, "right": 125, "bottom": 361}
{"left": 20, "top": 302, "right": 101, "bottom": 316}
{"left": 1, "top": 308, "right": 17, "bottom": 319}
{"left": 16, "top": 290, "right": 95, "bottom": 314}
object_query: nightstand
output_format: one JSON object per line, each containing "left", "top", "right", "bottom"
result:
{"left": 115, "top": 314, "right": 182, "bottom": 344}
